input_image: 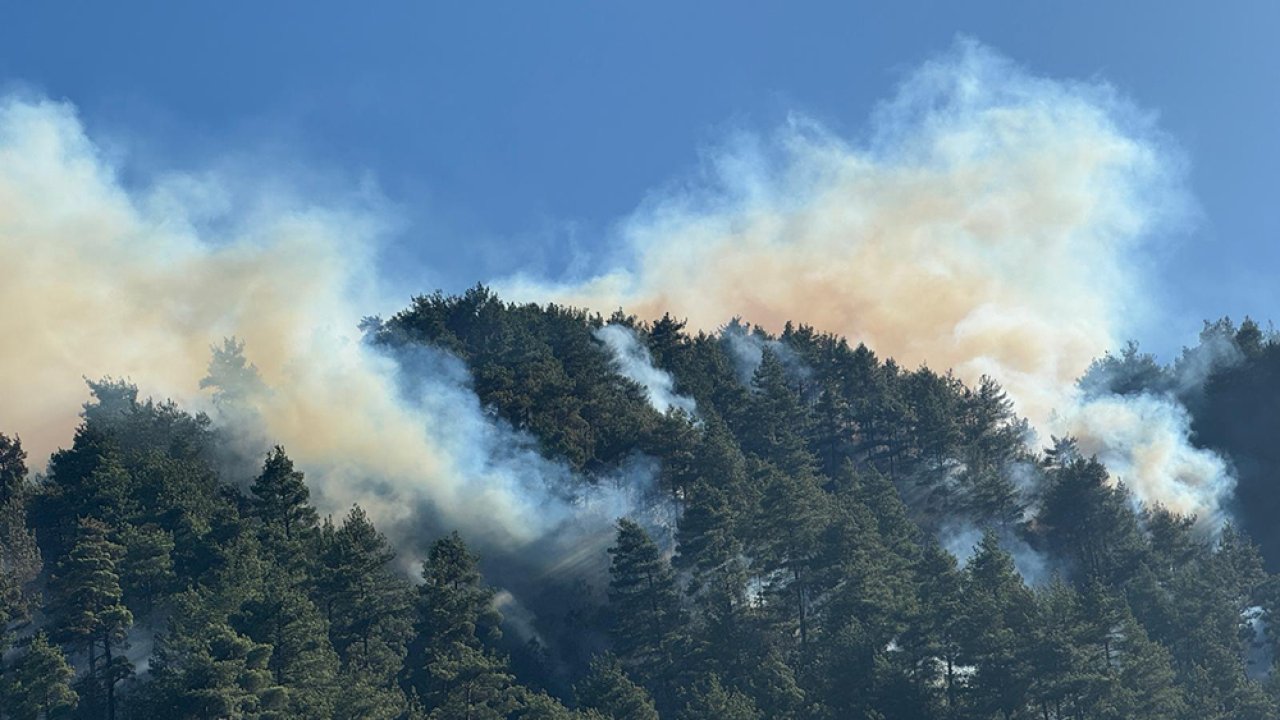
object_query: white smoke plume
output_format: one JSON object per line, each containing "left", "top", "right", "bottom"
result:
{"left": 940, "top": 521, "right": 1052, "bottom": 586}
{"left": 718, "top": 319, "right": 811, "bottom": 387}
{"left": 1055, "top": 394, "right": 1233, "bottom": 525}
{"left": 0, "top": 93, "right": 663, "bottom": 560}
{"left": 499, "top": 39, "right": 1231, "bottom": 525}
{"left": 593, "top": 324, "right": 697, "bottom": 416}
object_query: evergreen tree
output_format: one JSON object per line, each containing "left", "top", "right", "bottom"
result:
{"left": 0, "top": 432, "right": 27, "bottom": 506}
{"left": 316, "top": 506, "right": 413, "bottom": 714}
{"left": 754, "top": 468, "right": 832, "bottom": 657}
{"left": 49, "top": 517, "right": 133, "bottom": 720}
{"left": 576, "top": 654, "right": 659, "bottom": 720}
{"left": 0, "top": 472, "right": 41, "bottom": 663}
{"left": 678, "top": 673, "right": 761, "bottom": 720}
{"left": 4, "top": 633, "right": 78, "bottom": 720}
{"left": 250, "top": 447, "right": 319, "bottom": 545}
{"left": 236, "top": 581, "right": 339, "bottom": 719}
{"left": 143, "top": 592, "right": 282, "bottom": 720}
{"left": 959, "top": 530, "right": 1035, "bottom": 720}
{"left": 743, "top": 349, "right": 815, "bottom": 476}
{"left": 406, "top": 533, "right": 516, "bottom": 718}
{"left": 607, "top": 519, "right": 683, "bottom": 706}
{"left": 117, "top": 522, "right": 176, "bottom": 616}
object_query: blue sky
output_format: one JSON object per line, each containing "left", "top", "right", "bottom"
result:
{"left": 3, "top": 2, "right": 1278, "bottom": 354}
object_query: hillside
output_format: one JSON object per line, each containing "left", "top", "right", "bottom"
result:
{"left": 3, "top": 287, "right": 1279, "bottom": 720}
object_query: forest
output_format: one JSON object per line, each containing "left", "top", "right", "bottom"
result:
{"left": 4, "top": 285, "right": 1280, "bottom": 720}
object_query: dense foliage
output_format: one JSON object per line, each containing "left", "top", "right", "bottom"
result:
{"left": 3, "top": 287, "right": 1280, "bottom": 719}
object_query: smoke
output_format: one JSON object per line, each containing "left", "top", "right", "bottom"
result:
{"left": 940, "top": 521, "right": 1052, "bottom": 586}
{"left": 1056, "top": 392, "right": 1234, "bottom": 525}
{"left": 0, "top": 93, "right": 672, "bottom": 574}
{"left": 498, "top": 39, "right": 1230, "bottom": 524}
{"left": 718, "top": 319, "right": 811, "bottom": 387}
{"left": 593, "top": 324, "right": 697, "bottom": 416}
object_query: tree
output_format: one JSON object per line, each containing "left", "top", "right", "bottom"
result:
{"left": 236, "top": 580, "right": 339, "bottom": 719}
{"left": 607, "top": 519, "right": 683, "bottom": 706}
{"left": 678, "top": 673, "right": 761, "bottom": 720}
{"left": 0, "top": 433, "right": 27, "bottom": 506}
{"left": 3, "top": 633, "right": 78, "bottom": 720}
{"left": 49, "top": 517, "right": 133, "bottom": 720}
{"left": 250, "top": 447, "right": 319, "bottom": 545}
{"left": 0, "top": 468, "right": 41, "bottom": 663}
{"left": 1110, "top": 611, "right": 1187, "bottom": 720}
{"left": 143, "top": 592, "right": 281, "bottom": 720}
{"left": 406, "top": 533, "right": 516, "bottom": 718}
{"left": 200, "top": 337, "right": 266, "bottom": 406}
{"left": 743, "top": 349, "right": 815, "bottom": 476}
{"left": 1037, "top": 457, "right": 1144, "bottom": 584}
{"left": 754, "top": 468, "right": 832, "bottom": 657}
{"left": 316, "top": 506, "right": 413, "bottom": 705}
{"left": 118, "top": 523, "right": 176, "bottom": 616}
{"left": 959, "top": 530, "right": 1035, "bottom": 720}
{"left": 576, "top": 654, "right": 658, "bottom": 720}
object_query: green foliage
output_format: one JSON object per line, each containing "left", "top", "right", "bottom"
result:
{"left": 250, "top": 446, "right": 319, "bottom": 546}
{"left": 576, "top": 654, "right": 659, "bottom": 720}
{"left": 3, "top": 633, "right": 78, "bottom": 720}
{"left": 9, "top": 292, "right": 1280, "bottom": 719}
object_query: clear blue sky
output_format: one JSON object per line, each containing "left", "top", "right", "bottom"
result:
{"left": 3, "top": 2, "right": 1277, "bottom": 353}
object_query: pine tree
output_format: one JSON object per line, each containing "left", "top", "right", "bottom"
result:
{"left": 576, "top": 654, "right": 659, "bottom": 720}
{"left": 678, "top": 673, "right": 761, "bottom": 720}
{"left": 143, "top": 592, "right": 281, "bottom": 720}
{"left": 607, "top": 519, "right": 683, "bottom": 705}
{"left": 900, "top": 543, "right": 965, "bottom": 713}
{"left": 49, "top": 517, "right": 133, "bottom": 720}
{"left": 316, "top": 506, "right": 413, "bottom": 707}
{"left": 0, "top": 471, "right": 41, "bottom": 664}
{"left": 0, "top": 432, "right": 27, "bottom": 506}
{"left": 744, "top": 349, "right": 815, "bottom": 476}
{"left": 236, "top": 580, "right": 339, "bottom": 718}
{"left": 1109, "top": 611, "right": 1187, "bottom": 720}
{"left": 250, "top": 446, "right": 320, "bottom": 545}
{"left": 4, "top": 633, "right": 78, "bottom": 720}
{"left": 118, "top": 522, "right": 176, "bottom": 616}
{"left": 754, "top": 467, "right": 832, "bottom": 657}
{"left": 406, "top": 533, "right": 516, "bottom": 718}
{"left": 1038, "top": 457, "right": 1145, "bottom": 584}
{"left": 959, "top": 530, "right": 1035, "bottom": 720}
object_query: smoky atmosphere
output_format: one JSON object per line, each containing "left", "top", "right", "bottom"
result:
{"left": 3, "top": 4, "right": 1280, "bottom": 720}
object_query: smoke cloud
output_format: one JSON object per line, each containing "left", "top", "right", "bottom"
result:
{"left": 0, "top": 37, "right": 1237, "bottom": 565}
{"left": 499, "top": 40, "right": 1228, "bottom": 524}
{"left": 593, "top": 324, "right": 697, "bottom": 416}
{"left": 0, "top": 94, "right": 669, "bottom": 566}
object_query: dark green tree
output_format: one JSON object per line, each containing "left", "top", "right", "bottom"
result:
{"left": 49, "top": 517, "right": 133, "bottom": 720}
{"left": 236, "top": 581, "right": 339, "bottom": 718}
{"left": 250, "top": 447, "right": 319, "bottom": 545}
{"left": 316, "top": 506, "right": 413, "bottom": 712}
{"left": 607, "top": 519, "right": 683, "bottom": 706}
{"left": 3, "top": 633, "right": 78, "bottom": 720}
{"left": 405, "top": 533, "right": 516, "bottom": 719}
{"left": 678, "top": 673, "right": 761, "bottom": 720}
{"left": 576, "top": 654, "right": 659, "bottom": 720}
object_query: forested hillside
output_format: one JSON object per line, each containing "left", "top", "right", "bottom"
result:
{"left": 4, "top": 287, "right": 1280, "bottom": 719}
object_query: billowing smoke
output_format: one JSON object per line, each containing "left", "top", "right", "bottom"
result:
{"left": 499, "top": 39, "right": 1231, "bottom": 525}
{"left": 0, "top": 35, "right": 1240, "bottom": 572}
{"left": 1055, "top": 394, "right": 1233, "bottom": 525}
{"left": 593, "top": 324, "right": 697, "bottom": 416}
{"left": 0, "top": 93, "right": 668, "bottom": 568}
